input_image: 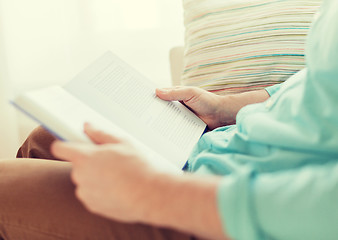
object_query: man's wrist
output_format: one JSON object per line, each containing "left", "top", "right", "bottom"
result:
{"left": 217, "top": 89, "right": 270, "bottom": 127}
{"left": 217, "top": 95, "right": 238, "bottom": 126}
{"left": 136, "top": 171, "right": 178, "bottom": 224}
{"left": 137, "top": 171, "right": 226, "bottom": 239}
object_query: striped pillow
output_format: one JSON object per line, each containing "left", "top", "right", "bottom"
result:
{"left": 182, "top": 0, "right": 321, "bottom": 94}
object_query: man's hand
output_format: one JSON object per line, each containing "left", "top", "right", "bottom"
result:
{"left": 156, "top": 86, "right": 270, "bottom": 129}
{"left": 156, "top": 87, "right": 230, "bottom": 129}
{"left": 51, "top": 123, "right": 155, "bottom": 223}
{"left": 51, "top": 124, "right": 227, "bottom": 239}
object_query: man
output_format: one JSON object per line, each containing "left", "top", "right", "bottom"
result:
{"left": 1, "top": 0, "right": 338, "bottom": 239}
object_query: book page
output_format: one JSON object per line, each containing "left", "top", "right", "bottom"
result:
{"left": 65, "top": 52, "right": 206, "bottom": 168}
{"left": 13, "top": 86, "right": 181, "bottom": 174}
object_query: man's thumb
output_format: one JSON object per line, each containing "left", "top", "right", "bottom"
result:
{"left": 156, "top": 87, "right": 195, "bottom": 102}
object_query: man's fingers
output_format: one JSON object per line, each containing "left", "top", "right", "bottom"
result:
{"left": 84, "top": 123, "right": 121, "bottom": 144}
{"left": 156, "top": 87, "right": 197, "bottom": 102}
{"left": 51, "top": 141, "right": 91, "bottom": 163}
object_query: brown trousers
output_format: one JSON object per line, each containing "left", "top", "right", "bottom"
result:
{"left": 0, "top": 127, "right": 197, "bottom": 240}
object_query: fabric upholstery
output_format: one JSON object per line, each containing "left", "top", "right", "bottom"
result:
{"left": 182, "top": 0, "right": 321, "bottom": 94}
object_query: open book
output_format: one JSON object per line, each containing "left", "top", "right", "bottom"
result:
{"left": 12, "top": 52, "right": 206, "bottom": 173}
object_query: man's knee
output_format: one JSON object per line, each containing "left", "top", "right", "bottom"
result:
{"left": 16, "top": 126, "right": 58, "bottom": 160}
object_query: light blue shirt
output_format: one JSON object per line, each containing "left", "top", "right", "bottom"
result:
{"left": 187, "top": 0, "right": 338, "bottom": 239}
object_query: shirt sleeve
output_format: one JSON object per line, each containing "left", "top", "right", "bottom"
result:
{"left": 265, "top": 84, "right": 281, "bottom": 96}
{"left": 217, "top": 162, "right": 338, "bottom": 240}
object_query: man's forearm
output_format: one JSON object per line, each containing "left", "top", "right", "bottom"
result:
{"left": 218, "top": 89, "right": 270, "bottom": 126}
{"left": 139, "top": 173, "right": 229, "bottom": 240}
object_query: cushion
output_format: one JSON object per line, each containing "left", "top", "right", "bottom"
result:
{"left": 181, "top": 0, "right": 321, "bottom": 95}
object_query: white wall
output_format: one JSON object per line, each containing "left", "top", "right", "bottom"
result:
{"left": 0, "top": 0, "right": 184, "bottom": 157}
{"left": 0, "top": 4, "right": 19, "bottom": 157}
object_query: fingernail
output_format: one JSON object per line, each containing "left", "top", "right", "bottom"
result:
{"left": 158, "top": 88, "right": 170, "bottom": 93}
